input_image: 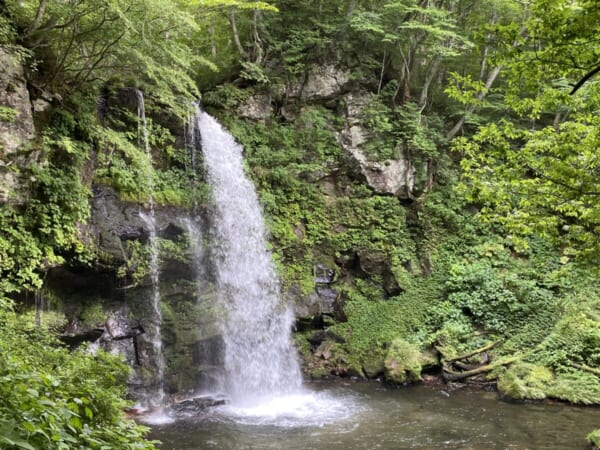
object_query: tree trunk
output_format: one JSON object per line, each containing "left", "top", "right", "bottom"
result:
{"left": 446, "top": 65, "right": 502, "bottom": 139}
{"left": 418, "top": 54, "right": 443, "bottom": 111}
{"left": 209, "top": 24, "right": 217, "bottom": 58}
{"left": 228, "top": 7, "right": 247, "bottom": 58}
{"left": 26, "top": 0, "right": 48, "bottom": 36}
{"left": 252, "top": 9, "right": 263, "bottom": 64}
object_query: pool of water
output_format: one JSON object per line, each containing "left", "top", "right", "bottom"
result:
{"left": 149, "top": 381, "right": 599, "bottom": 449}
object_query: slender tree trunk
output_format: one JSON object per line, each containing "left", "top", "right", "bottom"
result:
{"left": 418, "top": 54, "right": 443, "bottom": 111}
{"left": 252, "top": 9, "right": 263, "bottom": 64}
{"left": 228, "top": 7, "right": 247, "bottom": 58}
{"left": 26, "top": 0, "right": 48, "bottom": 35}
{"left": 209, "top": 24, "right": 217, "bottom": 58}
{"left": 446, "top": 65, "right": 502, "bottom": 139}
{"left": 377, "top": 50, "right": 387, "bottom": 95}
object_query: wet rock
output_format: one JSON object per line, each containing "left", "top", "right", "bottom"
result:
{"left": 193, "top": 335, "right": 225, "bottom": 367}
{"left": 0, "top": 49, "right": 35, "bottom": 155}
{"left": 60, "top": 328, "right": 104, "bottom": 348}
{"left": 301, "top": 65, "right": 351, "bottom": 100}
{"left": 363, "top": 355, "right": 385, "bottom": 379}
{"left": 289, "top": 285, "right": 337, "bottom": 319}
{"left": 314, "top": 263, "right": 336, "bottom": 284}
{"left": 172, "top": 396, "right": 227, "bottom": 416}
{"left": 307, "top": 330, "right": 345, "bottom": 348}
{"left": 357, "top": 250, "right": 402, "bottom": 297}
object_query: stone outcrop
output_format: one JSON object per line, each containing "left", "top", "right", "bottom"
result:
{"left": 237, "top": 93, "right": 273, "bottom": 120}
{"left": 0, "top": 48, "right": 36, "bottom": 203}
{"left": 339, "top": 93, "right": 417, "bottom": 199}
{"left": 283, "top": 65, "right": 351, "bottom": 102}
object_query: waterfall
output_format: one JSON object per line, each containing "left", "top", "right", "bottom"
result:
{"left": 190, "top": 106, "right": 302, "bottom": 405}
{"left": 136, "top": 90, "right": 165, "bottom": 408}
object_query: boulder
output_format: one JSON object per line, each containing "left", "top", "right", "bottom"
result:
{"left": 384, "top": 338, "right": 422, "bottom": 384}
{"left": 285, "top": 65, "right": 351, "bottom": 101}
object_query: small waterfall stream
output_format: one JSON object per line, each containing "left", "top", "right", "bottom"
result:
{"left": 189, "top": 106, "right": 303, "bottom": 405}
{"left": 136, "top": 90, "right": 165, "bottom": 408}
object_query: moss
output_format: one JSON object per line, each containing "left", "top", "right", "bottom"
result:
{"left": 362, "top": 353, "right": 385, "bottom": 378}
{"left": 497, "top": 363, "right": 553, "bottom": 400}
{"left": 0, "top": 105, "right": 18, "bottom": 122}
{"left": 588, "top": 429, "right": 600, "bottom": 449}
{"left": 419, "top": 348, "right": 440, "bottom": 370}
{"left": 308, "top": 366, "right": 333, "bottom": 379}
{"left": 80, "top": 302, "right": 105, "bottom": 328}
{"left": 547, "top": 370, "right": 600, "bottom": 405}
{"left": 384, "top": 338, "right": 422, "bottom": 384}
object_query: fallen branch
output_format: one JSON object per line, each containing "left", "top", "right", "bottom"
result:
{"left": 443, "top": 357, "right": 517, "bottom": 382}
{"left": 569, "top": 362, "right": 600, "bottom": 376}
{"left": 445, "top": 341, "right": 499, "bottom": 363}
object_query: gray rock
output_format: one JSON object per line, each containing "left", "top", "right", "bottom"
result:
{"left": 0, "top": 49, "right": 35, "bottom": 155}
{"left": 0, "top": 48, "right": 36, "bottom": 203}
{"left": 238, "top": 93, "right": 272, "bottom": 120}
{"left": 339, "top": 92, "right": 417, "bottom": 199}
{"left": 284, "top": 65, "right": 351, "bottom": 101}
{"left": 289, "top": 284, "right": 337, "bottom": 319}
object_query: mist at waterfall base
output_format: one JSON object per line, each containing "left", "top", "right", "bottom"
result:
{"left": 163, "top": 107, "right": 358, "bottom": 427}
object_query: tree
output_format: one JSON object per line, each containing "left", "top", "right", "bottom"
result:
{"left": 454, "top": 0, "right": 600, "bottom": 262}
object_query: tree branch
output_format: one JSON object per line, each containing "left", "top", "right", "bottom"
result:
{"left": 570, "top": 63, "right": 600, "bottom": 95}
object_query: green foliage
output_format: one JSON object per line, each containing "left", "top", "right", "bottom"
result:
{"left": 454, "top": 0, "right": 600, "bottom": 262}
{"left": 530, "top": 281, "right": 600, "bottom": 369}
{"left": 4, "top": 0, "right": 206, "bottom": 116}
{"left": 0, "top": 299, "right": 156, "bottom": 449}
{"left": 361, "top": 97, "right": 446, "bottom": 163}
{"left": 202, "top": 84, "right": 250, "bottom": 109}
{"left": 445, "top": 243, "right": 557, "bottom": 335}
{"left": 0, "top": 119, "right": 92, "bottom": 293}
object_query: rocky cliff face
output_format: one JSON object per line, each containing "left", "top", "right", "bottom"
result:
{"left": 0, "top": 48, "right": 36, "bottom": 203}
{"left": 4, "top": 54, "right": 432, "bottom": 395}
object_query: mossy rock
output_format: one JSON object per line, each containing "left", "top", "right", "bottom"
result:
{"left": 419, "top": 348, "right": 440, "bottom": 370}
{"left": 362, "top": 354, "right": 385, "bottom": 379}
{"left": 384, "top": 338, "right": 421, "bottom": 384}
{"left": 309, "top": 366, "right": 333, "bottom": 379}
{"left": 497, "top": 363, "right": 553, "bottom": 400}
{"left": 588, "top": 428, "right": 600, "bottom": 449}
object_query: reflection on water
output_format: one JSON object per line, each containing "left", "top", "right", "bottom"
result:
{"left": 150, "top": 381, "right": 599, "bottom": 450}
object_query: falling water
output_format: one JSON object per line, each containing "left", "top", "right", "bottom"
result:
{"left": 136, "top": 90, "right": 165, "bottom": 408}
{"left": 190, "top": 106, "right": 302, "bottom": 405}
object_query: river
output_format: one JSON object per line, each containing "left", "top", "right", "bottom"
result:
{"left": 149, "top": 380, "right": 599, "bottom": 449}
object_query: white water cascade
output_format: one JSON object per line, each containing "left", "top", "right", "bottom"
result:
{"left": 136, "top": 90, "right": 165, "bottom": 408}
{"left": 190, "top": 106, "right": 303, "bottom": 405}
